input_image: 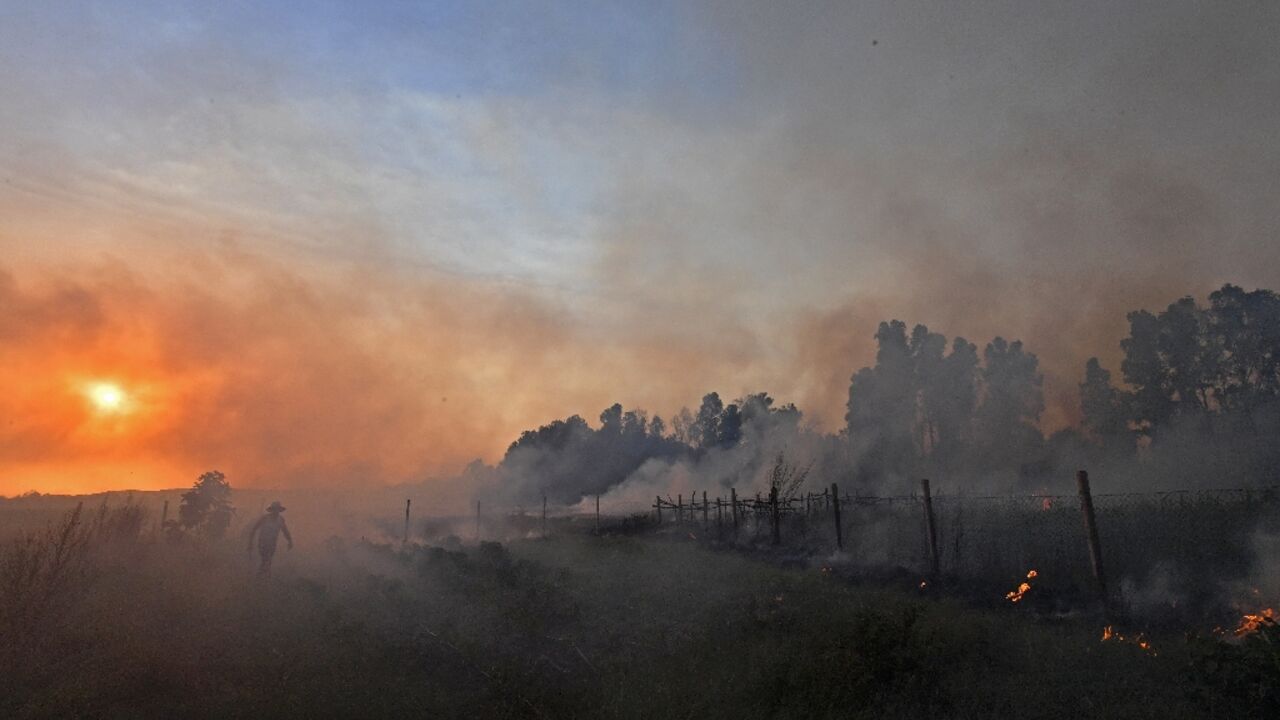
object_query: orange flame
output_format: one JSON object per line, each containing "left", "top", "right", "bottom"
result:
{"left": 1234, "top": 608, "right": 1276, "bottom": 637}
{"left": 1005, "top": 569, "right": 1038, "bottom": 603}
{"left": 1101, "top": 625, "right": 1156, "bottom": 654}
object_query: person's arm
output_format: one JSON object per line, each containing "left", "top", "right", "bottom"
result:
{"left": 247, "top": 516, "right": 263, "bottom": 550}
{"left": 281, "top": 517, "right": 293, "bottom": 549}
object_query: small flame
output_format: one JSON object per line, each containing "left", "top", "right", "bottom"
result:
{"left": 1101, "top": 625, "right": 1156, "bottom": 654}
{"left": 1005, "top": 569, "right": 1037, "bottom": 603}
{"left": 1234, "top": 608, "right": 1276, "bottom": 637}
{"left": 919, "top": 580, "right": 928, "bottom": 589}
{"left": 1035, "top": 488, "right": 1052, "bottom": 511}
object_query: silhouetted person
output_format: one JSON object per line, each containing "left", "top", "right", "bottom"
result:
{"left": 247, "top": 501, "right": 292, "bottom": 574}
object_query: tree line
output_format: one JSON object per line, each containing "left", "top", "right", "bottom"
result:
{"left": 494, "top": 284, "right": 1280, "bottom": 501}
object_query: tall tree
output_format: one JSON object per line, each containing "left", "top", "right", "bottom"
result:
{"left": 910, "top": 324, "right": 948, "bottom": 457}
{"left": 648, "top": 414, "right": 667, "bottom": 439}
{"left": 1079, "top": 357, "right": 1129, "bottom": 448}
{"left": 844, "top": 321, "right": 922, "bottom": 481}
{"left": 693, "top": 392, "right": 724, "bottom": 450}
{"left": 1121, "top": 309, "right": 1174, "bottom": 433}
{"left": 975, "top": 337, "right": 1045, "bottom": 470}
{"left": 932, "top": 337, "right": 979, "bottom": 465}
{"left": 717, "top": 403, "right": 743, "bottom": 448}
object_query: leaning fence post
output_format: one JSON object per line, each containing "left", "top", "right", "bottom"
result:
{"left": 921, "top": 479, "right": 940, "bottom": 578}
{"left": 770, "top": 486, "right": 781, "bottom": 545}
{"left": 1076, "top": 470, "right": 1107, "bottom": 608}
{"left": 404, "top": 498, "right": 411, "bottom": 545}
{"left": 730, "top": 487, "right": 739, "bottom": 534}
{"left": 831, "top": 482, "right": 843, "bottom": 551}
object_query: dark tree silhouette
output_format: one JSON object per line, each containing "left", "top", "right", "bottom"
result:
{"left": 1120, "top": 285, "right": 1280, "bottom": 442}
{"left": 692, "top": 392, "right": 724, "bottom": 450}
{"left": 648, "top": 414, "right": 667, "bottom": 439}
{"left": 177, "top": 471, "right": 235, "bottom": 539}
{"left": 718, "top": 403, "right": 743, "bottom": 448}
{"left": 975, "top": 337, "right": 1045, "bottom": 472}
{"left": 1079, "top": 357, "right": 1129, "bottom": 449}
{"left": 933, "top": 337, "right": 979, "bottom": 466}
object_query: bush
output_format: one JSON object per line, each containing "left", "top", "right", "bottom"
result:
{"left": 177, "top": 471, "right": 235, "bottom": 539}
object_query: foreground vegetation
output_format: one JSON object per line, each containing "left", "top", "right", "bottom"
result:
{"left": 2, "top": 509, "right": 1277, "bottom": 719}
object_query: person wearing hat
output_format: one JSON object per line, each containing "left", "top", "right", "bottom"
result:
{"left": 247, "top": 500, "right": 293, "bottom": 574}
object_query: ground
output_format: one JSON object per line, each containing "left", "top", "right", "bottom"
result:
{"left": 1, "top": 527, "right": 1272, "bottom": 719}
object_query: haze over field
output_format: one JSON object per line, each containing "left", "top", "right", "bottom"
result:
{"left": 3, "top": 1, "right": 1279, "bottom": 495}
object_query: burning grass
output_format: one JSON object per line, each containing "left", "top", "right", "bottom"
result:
{"left": 1005, "top": 569, "right": 1038, "bottom": 604}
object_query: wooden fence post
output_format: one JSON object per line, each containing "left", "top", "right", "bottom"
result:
{"left": 731, "top": 487, "right": 739, "bottom": 534}
{"left": 404, "top": 498, "right": 411, "bottom": 545}
{"left": 702, "top": 491, "right": 709, "bottom": 528}
{"left": 677, "top": 494, "right": 683, "bottom": 524}
{"left": 1077, "top": 470, "right": 1107, "bottom": 608}
{"left": 770, "top": 486, "right": 781, "bottom": 545}
{"left": 655, "top": 495, "right": 663, "bottom": 523}
{"left": 476, "top": 500, "right": 481, "bottom": 541}
{"left": 542, "top": 493, "right": 548, "bottom": 539}
{"left": 921, "top": 479, "right": 940, "bottom": 578}
{"left": 831, "top": 482, "right": 843, "bottom": 552}
{"left": 595, "top": 494, "right": 601, "bottom": 531}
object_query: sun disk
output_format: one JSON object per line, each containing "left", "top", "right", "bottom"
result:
{"left": 87, "top": 382, "right": 127, "bottom": 413}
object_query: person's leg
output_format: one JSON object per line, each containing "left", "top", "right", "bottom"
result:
{"left": 258, "top": 546, "right": 275, "bottom": 574}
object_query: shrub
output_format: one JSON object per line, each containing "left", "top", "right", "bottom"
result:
{"left": 177, "top": 471, "right": 235, "bottom": 539}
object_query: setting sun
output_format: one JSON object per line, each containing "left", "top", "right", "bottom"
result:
{"left": 87, "top": 382, "right": 127, "bottom": 413}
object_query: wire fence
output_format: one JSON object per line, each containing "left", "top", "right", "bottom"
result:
{"left": 642, "top": 475, "right": 1280, "bottom": 613}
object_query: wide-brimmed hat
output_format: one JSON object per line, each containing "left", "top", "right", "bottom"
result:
{"left": 266, "top": 501, "right": 286, "bottom": 512}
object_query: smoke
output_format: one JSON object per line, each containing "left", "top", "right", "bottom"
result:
{"left": 0, "top": 249, "right": 741, "bottom": 495}
{"left": 5, "top": 1, "right": 1280, "bottom": 498}
{"left": 496, "top": 389, "right": 839, "bottom": 507}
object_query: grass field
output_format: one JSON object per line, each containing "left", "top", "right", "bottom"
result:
{"left": 4, "top": 506, "right": 1277, "bottom": 719}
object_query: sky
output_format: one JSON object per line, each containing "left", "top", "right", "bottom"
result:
{"left": 2, "top": 1, "right": 1278, "bottom": 495}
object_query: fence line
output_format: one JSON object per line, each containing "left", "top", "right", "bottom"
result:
{"left": 638, "top": 475, "right": 1280, "bottom": 613}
